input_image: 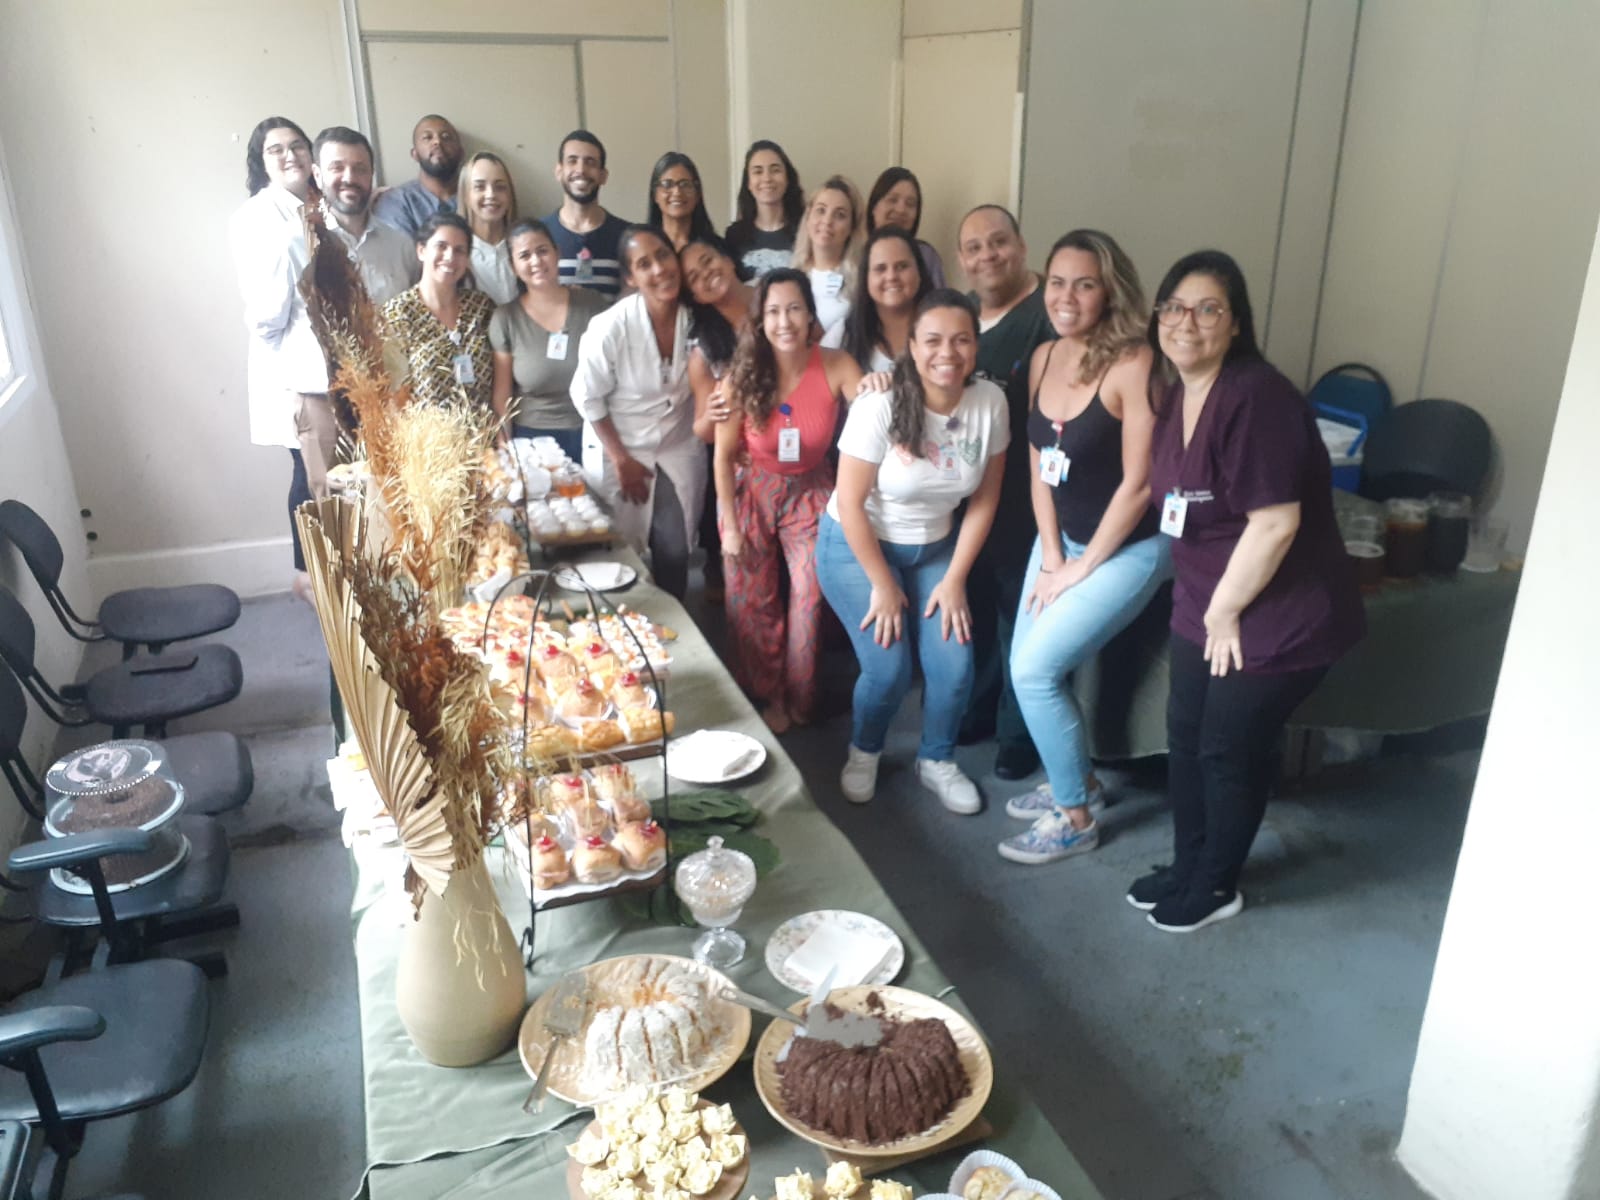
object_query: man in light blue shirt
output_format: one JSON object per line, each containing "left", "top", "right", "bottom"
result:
{"left": 372, "top": 113, "right": 463, "bottom": 239}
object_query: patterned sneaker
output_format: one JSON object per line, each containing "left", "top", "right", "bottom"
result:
{"left": 1004, "top": 777, "right": 1108, "bottom": 821}
{"left": 998, "top": 811, "right": 1100, "bottom": 864}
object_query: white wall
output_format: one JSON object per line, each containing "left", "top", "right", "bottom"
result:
{"left": 1318, "top": 0, "right": 1600, "bottom": 551}
{"left": 1395, "top": 212, "right": 1600, "bottom": 1200}
{"left": 727, "top": 0, "right": 901, "bottom": 214}
{"left": 0, "top": 137, "right": 91, "bottom": 858}
{"left": 0, "top": 0, "right": 358, "bottom": 600}
{"left": 1019, "top": 0, "right": 1600, "bottom": 552}
{"left": 901, "top": 4, "right": 1022, "bottom": 283}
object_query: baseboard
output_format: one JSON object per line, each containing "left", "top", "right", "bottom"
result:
{"left": 86, "top": 536, "right": 293, "bottom": 601}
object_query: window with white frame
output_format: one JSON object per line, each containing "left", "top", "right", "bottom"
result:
{"left": 0, "top": 147, "right": 30, "bottom": 411}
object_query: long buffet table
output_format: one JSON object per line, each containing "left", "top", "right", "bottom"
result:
{"left": 344, "top": 548, "right": 1104, "bottom": 1200}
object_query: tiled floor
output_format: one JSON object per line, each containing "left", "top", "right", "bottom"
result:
{"left": 57, "top": 584, "right": 1458, "bottom": 1199}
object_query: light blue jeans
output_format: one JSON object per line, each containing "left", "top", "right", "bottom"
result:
{"left": 816, "top": 516, "right": 973, "bottom": 760}
{"left": 1010, "top": 532, "right": 1172, "bottom": 808}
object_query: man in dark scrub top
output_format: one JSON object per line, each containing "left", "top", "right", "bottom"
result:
{"left": 958, "top": 204, "right": 1055, "bottom": 778}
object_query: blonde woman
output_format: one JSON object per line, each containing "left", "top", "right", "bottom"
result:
{"left": 789, "top": 175, "right": 865, "bottom": 346}
{"left": 997, "top": 230, "right": 1172, "bottom": 866}
{"left": 458, "top": 151, "right": 520, "bottom": 304}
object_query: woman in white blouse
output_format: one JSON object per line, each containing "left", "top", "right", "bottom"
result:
{"left": 789, "top": 175, "right": 865, "bottom": 348}
{"left": 227, "top": 115, "right": 319, "bottom": 594}
{"left": 816, "top": 289, "right": 1009, "bottom": 814}
{"left": 458, "top": 152, "right": 520, "bottom": 305}
{"left": 572, "top": 226, "right": 706, "bottom": 599}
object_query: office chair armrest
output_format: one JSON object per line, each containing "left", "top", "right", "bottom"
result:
{"left": 7, "top": 828, "right": 154, "bottom": 876}
{"left": 0, "top": 1006, "right": 104, "bottom": 1058}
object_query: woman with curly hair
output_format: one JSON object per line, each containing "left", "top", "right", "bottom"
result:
{"left": 716, "top": 269, "right": 863, "bottom": 731}
{"left": 995, "top": 230, "right": 1173, "bottom": 867}
{"left": 816, "top": 289, "right": 1009, "bottom": 812}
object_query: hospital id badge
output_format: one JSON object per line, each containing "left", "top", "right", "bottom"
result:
{"left": 1160, "top": 490, "right": 1188, "bottom": 537}
{"left": 777, "top": 427, "right": 802, "bottom": 463}
{"left": 575, "top": 251, "right": 594, "bottom": 282}
{"left": 821, "top": 271, "right": 844, "bottom": 298}
{"left": 1040, "top": 447, "right": 1070, "bottom": 487}
{"left": 546, "top": 331, "right": 569, "bottom": 360}
{"left": 938, "top": 444, "right": 960, "bottom": 480}
{"left": 452, "top": 353, "right": 476, "bottom": 385}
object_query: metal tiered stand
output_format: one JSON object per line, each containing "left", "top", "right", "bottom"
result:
{"left": 487, "top": 506, "right": 684, "bottom": 968}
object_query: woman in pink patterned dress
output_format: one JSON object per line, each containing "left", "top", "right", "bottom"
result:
{"left": 717, "top": 268, "right": 864, "bottom": 731}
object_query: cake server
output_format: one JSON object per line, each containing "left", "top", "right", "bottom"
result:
{"left": 522, "top": 971, "right": 589, "bottom": 1114}
{"left": 801, "top": 965, "right": 883, "bottom": 1048}
{"left": 713, "top": 982, "right": 810, "bottom": 1031}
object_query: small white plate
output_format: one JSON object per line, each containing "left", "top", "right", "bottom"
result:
{"left": 666, "top": 729, "right": 767, "bottom": 784}
{"left": 765, "top": 909, "right": 905, "bottom": 994}
{"left": 553, "top": 561, "right": 637, "bottom": 592}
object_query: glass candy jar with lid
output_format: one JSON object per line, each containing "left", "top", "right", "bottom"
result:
{"left": 43, "top": 739, "right": 190, "bottom": 894}
{"left": 673, "top": 836, "right": 756, "bottom": 969}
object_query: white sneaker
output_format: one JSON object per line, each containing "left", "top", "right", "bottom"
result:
{"left": 916, "top": 758, "right": 981, "bottom": 814}
{"left": 840, "top": 746, "right": 880, "bottom": 804}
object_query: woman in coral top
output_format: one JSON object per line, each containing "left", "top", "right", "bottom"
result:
{"left": 717, "top": 268, "right": 864, "bottom": 731}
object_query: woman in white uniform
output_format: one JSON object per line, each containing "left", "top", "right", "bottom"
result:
{"left": 789, "top": 175, "right": 865, "bottom": 348}
{"left": 458, "top": 151, "right": 520, "bottom": 305}
{"left": 228, "top": 115, "right": 320, "bottom": 594}
{"left": 572, "top": 226, "right": 706, "bottom": 599}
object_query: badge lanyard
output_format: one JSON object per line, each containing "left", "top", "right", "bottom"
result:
{"left": 1160, "top": 489, "right": 1188, "bottom": 537}
{"left": 776, "top": 402, "right": 801, "bottom": 463}
{"left": 1039, "top": 420, "right": 1071, "bottom": 488}
{"left": 448, "top": 328, "right": 475, "bottom": 386}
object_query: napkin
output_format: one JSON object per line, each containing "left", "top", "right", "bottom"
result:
{"left": 580, "top": 562, "right": 622, "bottom": 588}
{"left": 784, "top": 920, "right": 896, "bottom": 990}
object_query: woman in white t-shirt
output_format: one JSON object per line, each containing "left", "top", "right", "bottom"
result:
{"left": 817, "top": 289, "right": 1009, "bottom": 813}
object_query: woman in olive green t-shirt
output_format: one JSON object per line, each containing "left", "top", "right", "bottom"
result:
{"left": 489, "top": 218, "right": 609, "bottom": 457}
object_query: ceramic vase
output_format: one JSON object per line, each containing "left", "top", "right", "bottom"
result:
{"left": 394, "top": 855, "right": 525, "bottom": 1067}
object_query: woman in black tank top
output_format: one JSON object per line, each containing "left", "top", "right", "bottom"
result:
{"left": 997, "top": 231, "right": 1174, "bottom": 868}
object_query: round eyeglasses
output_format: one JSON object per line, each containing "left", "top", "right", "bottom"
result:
{"left": 1155, "top": 299, "right": 1230, "bottom": 329}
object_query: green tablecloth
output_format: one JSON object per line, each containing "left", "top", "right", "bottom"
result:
{"left": 350, "top": 550, "right": 1103, "bottom": 1200}
{"left": 1075, "top": 493, "right": 1521, "bottom": 758}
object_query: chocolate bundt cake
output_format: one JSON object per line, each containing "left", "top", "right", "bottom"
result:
{"left": 778, "top": 999, "right": 970, "bottom": 1144}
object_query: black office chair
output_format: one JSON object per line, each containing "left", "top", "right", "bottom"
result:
{"left": 0, "top": 671, "right": 238, "bottom": 978}
{"left": 0, "top": 1120, "right": 140, "bottom": 1199}
{"left": 1359, "top": 398, "right": 1493, "bottom": 501}
{"left": 0, "top": 588, "right": 241, "bottom": 739}
{"left": 0, "top": 830, "right": 209, "bottom": 1200}
{"left": 0, "top": 667, "right": 250, "bottom": 820}
{"left": 0, "top": 500, "right": 240, "bottom": 661}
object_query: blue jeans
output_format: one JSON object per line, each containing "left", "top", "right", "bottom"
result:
{"left": 511, "top": 425, "right": 584, "bottom": 462}
{"left": 1010, "top": 532, "right": 1172, "bottom": 808}
{"left": 816, "top": 516, "right": 973, "bottom": 760}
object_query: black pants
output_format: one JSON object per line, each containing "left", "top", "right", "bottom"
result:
{"left": 962, "top": 540, "right": 1032, "bottom": 750}
{"left": 698, "top": 444, "right": 723, "bottom": 592}
{"left": 1165, "top": 634, "right": 1327, "bottom": 895}
{"left": 648, "top": 471, "right": 690, "bottom": 601}
{"left": 288, "top": 448, "right": 311, "bottom": 572}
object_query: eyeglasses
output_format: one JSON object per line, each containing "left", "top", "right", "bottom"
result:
{"left": 656, "top": 178, "right": 699, "bottom": 193}
{"left": 264, "top": 140, "right": 309, "bottom": 159}
{"left": 1155, "top": 299, "right": 1229, "bottom": 329}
